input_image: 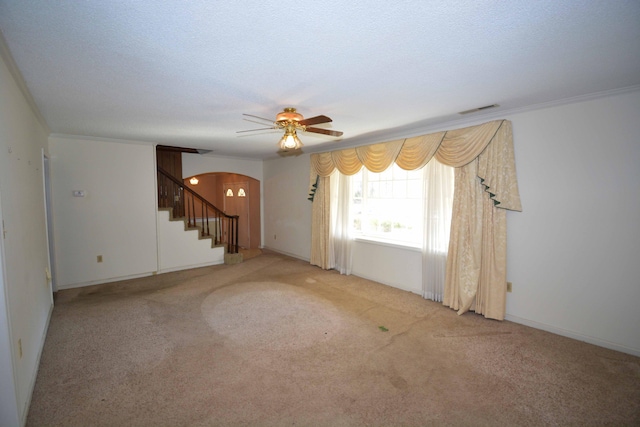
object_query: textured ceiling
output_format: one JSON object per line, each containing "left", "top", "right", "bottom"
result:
{"left": 1, "top": 0, "right": 639, "bottom": 159}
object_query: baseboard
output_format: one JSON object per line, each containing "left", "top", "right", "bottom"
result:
{"left": 350, "top": 270, "right": 421, "bottom": 296}
{"left": 157, "top": 260, "right": 224, "bottom": 275}
{"left": 57, "top": 259, "right": 230, "bottom": 290}
{"left": 262, "top": 246, "right": 310, "bottom": 262}
{"left": 505, "top": 314, "right": 640, "bottom": 358}
{"left": 21, "top": 300, "right": 53, "bottom": 426}
{"left": 56, "top": 271, "right": 156, "bottom": 290}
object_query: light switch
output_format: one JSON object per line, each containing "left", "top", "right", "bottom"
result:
{"left": 72, "top": 190, "right": 86, "bottom": 197}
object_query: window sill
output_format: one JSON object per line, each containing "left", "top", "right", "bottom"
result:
{"left": 353, "top": 236, "right": 422, "bottom": 252}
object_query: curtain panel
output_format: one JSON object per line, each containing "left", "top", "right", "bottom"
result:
{"left": 309, "top": 120, "right": 522, "bottom": 320}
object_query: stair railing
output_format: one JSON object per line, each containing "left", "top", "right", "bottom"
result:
{"left": 157, "top": 166, "right": 239, "bottom": 254}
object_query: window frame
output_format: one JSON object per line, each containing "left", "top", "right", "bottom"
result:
{"left": 349, "top": 164, "right": 425, "bottom": 248}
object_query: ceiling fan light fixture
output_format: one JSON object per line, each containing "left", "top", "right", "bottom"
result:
{"left": 240, "top": 108, "right": 341, "bottom": 153}
{"left": 278, "top": 129, "right": 303, "bottom": 151}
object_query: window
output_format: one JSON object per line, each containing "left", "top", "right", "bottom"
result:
{"left": 350, "top": 163, "right": 426, "bottom": 246}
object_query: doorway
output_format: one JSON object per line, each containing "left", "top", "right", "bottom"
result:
{"left": 156, "top": 146, "right": 185, "bottom": 218}
{"left": 184, "top": 172, "right": 261, "bottom": 250}
{"left": 223, "top": 182, "right": 250, "bottom": 249}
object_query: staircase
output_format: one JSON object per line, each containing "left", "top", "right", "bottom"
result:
{"left": 157, "top": 166, "right": 242, "bottom": 267}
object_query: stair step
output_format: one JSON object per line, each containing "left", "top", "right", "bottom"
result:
{"left": 159, "top": 210, "right": 232, "bottom": 251}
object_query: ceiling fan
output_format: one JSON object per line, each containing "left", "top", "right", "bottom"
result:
{"left": 237, "top": 107, "right": 343, "bottom": 151}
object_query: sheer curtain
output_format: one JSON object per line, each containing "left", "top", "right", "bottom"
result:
{"left": 422, "top": 158, "right": 454, "bottom": 302}
{"left": 329, "top": 170, "right": 354, "bottom": 274}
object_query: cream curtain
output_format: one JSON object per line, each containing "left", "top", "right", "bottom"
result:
{"left": 309, "top": 120, "right": 521, "bottom": 320}
{"left": 309, "top": 168, "right": 331, "bottom": 269}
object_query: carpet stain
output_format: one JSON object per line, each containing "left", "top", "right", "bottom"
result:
{"left": 389, "top": 375, "right": 409, "bottom": 390}
{"left": 201, "top": 281, "right": 347, "bottom": 351}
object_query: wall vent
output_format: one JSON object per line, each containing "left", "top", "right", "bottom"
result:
{"left": 458, "top": 104, "right": 499, "bottom": 115}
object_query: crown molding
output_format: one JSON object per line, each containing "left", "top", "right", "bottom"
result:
{"left": 48, "top": 133, "right": 162, "bottom": 146}
{"left": 308, "top": 84, "right": 640, "bottom": 155}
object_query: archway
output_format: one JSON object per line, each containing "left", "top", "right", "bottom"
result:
{"left": 184, "top": 172, "right": 260, "bottom": 250}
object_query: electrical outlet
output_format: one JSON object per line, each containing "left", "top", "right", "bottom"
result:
{"left": 507, "top": 282, "right": 513, "bottom": 292}
{"left": 18, "top": 339, "right": 22, "bottom": 359}
{"left": 97, "top": 255, "right": 103, "bottom": 263}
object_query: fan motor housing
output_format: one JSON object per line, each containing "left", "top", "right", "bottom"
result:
{"left": 276, "top": 107, "right": 303, "bottom": 123}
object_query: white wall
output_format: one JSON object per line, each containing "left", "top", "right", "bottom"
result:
{"left": 157, "top": 210, "right": 224, "bottom": 272}
{"left": 0, "top": 197, "right": 18, "bottom": 426}
{"left": 262, "top": 89, "right": 640, "bottom": 356}
{"left": 0, "top": 47, "right": 52, "bottom": 425}
{"left": 505, "top": 90, "right": 640, "bottom": 355}
{"left": 49, "top": 136, "right": 158, "bottom": 289}
{"left": 351, "top": 240, "right": 422, "bottom": 294}
{"left": 263, "top": 154, "right": 313, "bottom": 260}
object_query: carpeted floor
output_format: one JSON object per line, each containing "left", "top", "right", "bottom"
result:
{"left": 28, "top": 251, "right": 640, "bottom": 426}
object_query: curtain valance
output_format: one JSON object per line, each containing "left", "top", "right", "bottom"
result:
{"left": 310, "top": 120, "right": 522, "bottom": 212}
{"left": 395, "top": 132, "right": 445, "bottom": 170}
{"left": 434, "top": 119, "right": 502, "bottom": 167}
{"left": 309, "top": 139, "right": 404, "bottom": 176}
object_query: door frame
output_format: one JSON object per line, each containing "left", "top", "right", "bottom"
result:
{"left": 42, "top": 151, "right": 56, "bottom": 293}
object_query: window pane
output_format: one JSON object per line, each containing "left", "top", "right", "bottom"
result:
{"left": 368, "top": 181, "right": 378, "bottom": 198}
{"left": 353, "top": 179, "right": 362, "bottom": 199}
{"left": 350, "top": 164, "right": 424, "bottom": 245}
{"left": 407, "top": 178, "right": 422, "bottom": 198}
{"left": 393, "top": 166, "right": 407, "bottom": 180}
{"left": 393, "top": 180, "right": 407, "bottom": 198}
{"left": 380, "top": 181, "right": 393, "bottom": 198}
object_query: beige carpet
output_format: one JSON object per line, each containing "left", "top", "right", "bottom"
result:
{"left": 28, "top": 251, "right": 640, "bottom": 426}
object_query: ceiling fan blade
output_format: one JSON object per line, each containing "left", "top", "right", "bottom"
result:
{"left": 243, "top": 113, "right": 274, "bottom": 123}
{"left": 236, "top": 127, "right": 276, "bottom": 133}
{"left": 305, "top": 127, "right": 344, "bottom": 137}
{"left": 243, "top": 118, "right": 277, "bottom": 127}
{"left": 298, "top": 115, "right": 332, "bottom": 126}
